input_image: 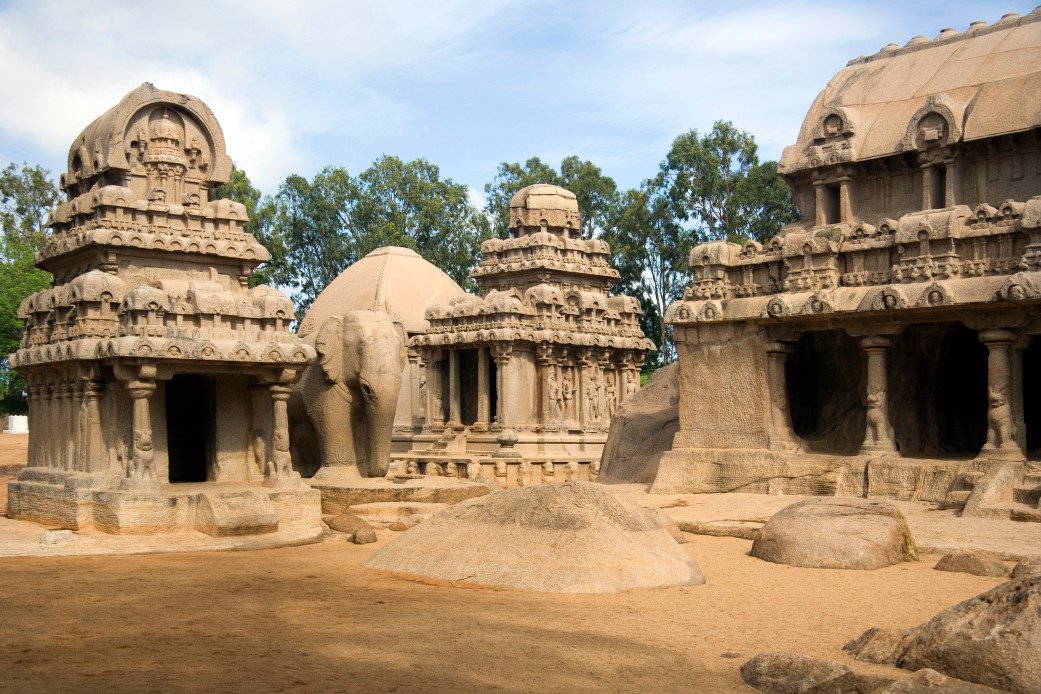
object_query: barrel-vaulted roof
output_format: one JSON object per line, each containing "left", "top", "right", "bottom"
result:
{"left": 780, "top": 9, "right": 1041, "bottom": 175}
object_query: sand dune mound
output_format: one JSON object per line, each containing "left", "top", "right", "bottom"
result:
{"left": 364, "top": 481, "right": 705, "bottom": 593}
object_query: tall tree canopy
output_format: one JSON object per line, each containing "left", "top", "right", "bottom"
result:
{"left": 483, "top": 156, "right": 619, "bottom": 238}
{"left": 662, "top": 120, "right": 799, "bottom": 245}
{"left": 262, "top": 157, "right": 490, "bottom": 314}
{"left": 0, "top": 163, "right": 60, "bottom": 413}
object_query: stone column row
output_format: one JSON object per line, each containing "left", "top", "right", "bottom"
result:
{"left": 767, "top": 326, "right": 1027, "bottom": 459}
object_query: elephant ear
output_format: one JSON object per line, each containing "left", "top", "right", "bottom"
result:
{"left": 314, "top": 316, "right": 344, "bottom": 384}
{"left": 392, "top": 321, "right": 408, "bottom": 369}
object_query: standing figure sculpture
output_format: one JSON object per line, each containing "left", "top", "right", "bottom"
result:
{"left": 561, "top": 369, "right": 575, "bottom": 424}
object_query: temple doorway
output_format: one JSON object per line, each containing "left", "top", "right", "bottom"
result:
{"left": 165, "top": 374, "right": 214, "bottom": 483}
{"left": 785, "top": 330, "right": 865, "bottom": 454}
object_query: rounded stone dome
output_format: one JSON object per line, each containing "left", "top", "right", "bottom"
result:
{"left": 297, "top": 246, "right": 467, "bottom": 338}
{"left": 508, "top": 184, "right": 581, "bottom": 234}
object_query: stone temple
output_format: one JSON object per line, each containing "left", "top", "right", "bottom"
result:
{"left": 6, "top": 84, "right": 322, "bottom": 536}
{"left": 404, "top": 184, "right": 654, "bottom": 486}
{"left": 655, "top": 11, "right": 1041, "bottom": 522}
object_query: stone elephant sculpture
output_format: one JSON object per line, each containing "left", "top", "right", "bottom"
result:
{"left": 288, "top": 310, "right": 407, "bottom": 479}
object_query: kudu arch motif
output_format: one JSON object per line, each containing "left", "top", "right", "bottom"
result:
{"left": 657, "top": 10, "right": 1041, "bottom": 522}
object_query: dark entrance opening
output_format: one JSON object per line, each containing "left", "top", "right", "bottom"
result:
{"left": 935, "top": 326, "right": 988, "bottom": 455}
{"left": 165, "top": 374, "right": 214, "bottom": 482}
{"left": 822, "top": 185, "right": 841, "bottom": 224}
{"left": 458, "top": 348, "right": 479, "bottom": 426}
{"left": 785, "top": 330, "right": 865, "bottom": 454}
{"left": 1023, "top": 337, "right": 1041, "bottom": 455}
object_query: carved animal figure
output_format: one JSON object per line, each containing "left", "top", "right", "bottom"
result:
{"left": 864, "top": 391, "right": 888, "bottom": 446}
{"left": 288, "top": 311, "right": 406, "bottom": 478}
{"left": 986, "top": 388, "right": 1016, "bottom": 450}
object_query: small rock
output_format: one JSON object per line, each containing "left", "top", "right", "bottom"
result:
{"left": 327, "top": 513, "right": 373, "bottom": 535}
{"left": 1009, "top": 558, "right": 1041, "bottom": 580}
{"left": 880, "top": 668, "right": 1006, "bottom": 693}
{"left": 40, "top": 529, "right": 73, "bottom": 545}
{"left": 739, "top": 652, "right": 866, "bottom": 694}
{"left": 750, "top": 498, "right": 918, "bottom": 570}
{"left": 844, "top": 627, "right": 916, "bottom": 665}
{"left": 933, "top": 550, "right": 1008, "bottom": 577}
{"left": 720, "top": 651, "right": 744, "bottom": 659}
{"left": 388, "top": 519, "right": 414, "bottom": 532}
{"left": 351, "top": 527, "right": 378, "bottom": 544}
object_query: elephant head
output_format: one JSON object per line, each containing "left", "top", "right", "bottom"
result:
{"left": 291, "top": 310, "right": 406, "bottom": 478}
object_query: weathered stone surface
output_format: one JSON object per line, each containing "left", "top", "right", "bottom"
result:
{"left": 6, "top": 83, "right": 321, "bottom": 538}
{"left": 403, "top": 184, "right": 654, "bottom": 486}
{"left": 364, "top": 481, "right": 704, "bottom": 593}
{"left": 898, "top": 575, "right": 1041, "bottom": 693}
{"left": 327, "top": 514, "right": 373, "bottom": 535}
{"left": 388, "top": 520, "right": 413, "bottom": 532}
{"left": 599, "top": 362, "right": 679, "bottom": 484}
{"left": 40, "top": 529, "right": 73, "bottom": 545}
{"left": 1010, "top": 558, "right": 1041, "bottom": 580}
{"left": 844, "top": 627, "right": 916, "bottom": 665}
{"left": 351, "top": 527, "right": 377, "bottom": 544}
{"left": 933, "top": 550, "right": 1008, "bottom": 577}
{"left": 739, "top": 652, "right": 877, "bottom": 694}
{"left": 880, "top": 669, "right": 1008, "bottom": 694}
{"left": 751, "top": 498, "right": 918, "bottom": 570}
{"left": 655, "top": 12, "right": 1041, "bottom": 515}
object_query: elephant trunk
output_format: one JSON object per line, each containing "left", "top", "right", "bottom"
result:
{"left": 359, "top": 377, "right": 397, "bottom": 477}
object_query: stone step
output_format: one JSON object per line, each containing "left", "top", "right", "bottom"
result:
{"left": 940, "top": 490, "right": 971, "bottom": 510}
{"left": 1012, "top": 484, "right": 1041, "bottom": 506}
{"left": 976, "top": 502, "right": 1041, "bottom": 523}
{"left": 346, "top": 501, "right": 448, "bottom": 528}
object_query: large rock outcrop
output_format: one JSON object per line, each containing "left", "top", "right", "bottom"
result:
{"left": 751, "top": 498, "right": 918, "bottom": 570}
{"left": 599, "top": 363, "right": 679, "bottom": 483}
{"left": 897, "top": 575, "right": 1041, "bottom": 694}
{"left": 363, "top": 481, "right": 704, "bottom": 593}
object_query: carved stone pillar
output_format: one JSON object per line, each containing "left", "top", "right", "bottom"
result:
{"left": 448, "top": 350, "right": 461, "bottom": 427}
{"left": 493, "top": 346, "right": 511, "bottom": 428}
{"left": 859, "top": 336, "right": 897, "bottom": 454}
{"left": 476, "top": 347, "right": 490, "bottom": 430}
{"left": 57, "top": 381, "right": 71, "bottom": 471}
{"left": 424, "top": 350, "right": 444, "bottom": 428}
{"left": 765, "top": 341, "right": 798, "bottom": 451}
{"left": 26, "top": 382, "right": 40, "bottom": 467}
{"left": 536, "top": 344, "right": 556, "bottom": 431}
{"left": 577, "top": 352, "right": 591, "bottom": 429}
{"left": 813, "top": 180, "right": 825, "bottom": 226}
{"left": 269, "top": 384, "right": 294, "bottom": 481}
{"left": 837, "top": 173, "right": 853, "bottom": 224}
{"left": 979, "top": 328, "right": 1025, "bottom": 459}
{"left": 81, "top": 377, "right": 104, "bottom": 474}
{"left": 249, "top": 383, "right": 271, "bottom": 481}
{"left": 944, "top": 156, "right": 961, "bottom": 207}
{"left": 69, "top": 379, "right": 84, "bottom": 471}
{"left": 123, "top": 377, "right": 158, "bottom": 488}
{"left": 43, "top": 383, "right": 56, "bottom": 468}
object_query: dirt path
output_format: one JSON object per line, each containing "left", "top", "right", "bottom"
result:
{"left": 0, "top": 532, "right": 1001, "bottom": 693}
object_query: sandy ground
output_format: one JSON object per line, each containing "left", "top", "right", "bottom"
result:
{"left": 0, "top": 434, "right": 1011, "bottom": 693}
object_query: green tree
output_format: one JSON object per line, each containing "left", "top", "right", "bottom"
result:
{"left": 483, "top": 156, "right": 619, "bottom": 238}
{"left": 266, "top": 158, "right": 490, "bottom": 314}
{"left": 0, "top": 163, "right": 60, "bottom": 413}
{"left": 662, "top": 121, "right": 799, "bottom": 245}
{"left": 603, "top": 177, "right": 692, "bottom": 365}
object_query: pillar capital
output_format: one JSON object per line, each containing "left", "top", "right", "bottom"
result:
{"left": 859, "top": 335, "right": 893, "bottom": 351}
{"left": 978, "top": 328, "right": 1017, "bottom": 345}
{"left": 765, "top": 341, "right": 795, "bottom": 355}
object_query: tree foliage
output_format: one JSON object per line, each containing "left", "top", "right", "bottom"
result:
{"left": 0, "top": 163, "right": 59, "bottom": 413}
{"left": 483, "top": 156, "right": 619, "bottom": 238}
{"left": 662, "top": 120, "right": 799, "bottom": 245}
{"left": 262, "top": 157, "right": 490, "bottom": 314}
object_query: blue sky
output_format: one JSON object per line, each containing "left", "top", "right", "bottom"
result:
{"left": 0, "top": 1, "right": 1035, "bottom": 205}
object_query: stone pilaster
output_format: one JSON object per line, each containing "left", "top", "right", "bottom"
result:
{"left": 859, "top": 336, "right": 897, "bottom": 454}
{"left": 448, "top": 349, "right": 461, "bottom": 427}
{"left": 123, "top": 375, "right": 158, "bottom": 489}
{"left": 765, "top": 341, "right": 798, "bottom": 451}
{"left": 979, "top": 328, "right": 1025, "bottom": 459}
{"left": 269, "top": 383, "right": 294, "bottom": 481}
{"left": 476, "top": 347, "right": 490, "bottom": 430}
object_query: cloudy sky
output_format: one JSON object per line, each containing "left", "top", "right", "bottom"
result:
{"left": 0, "top": 1, "right": 1035, "bottom": 200}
